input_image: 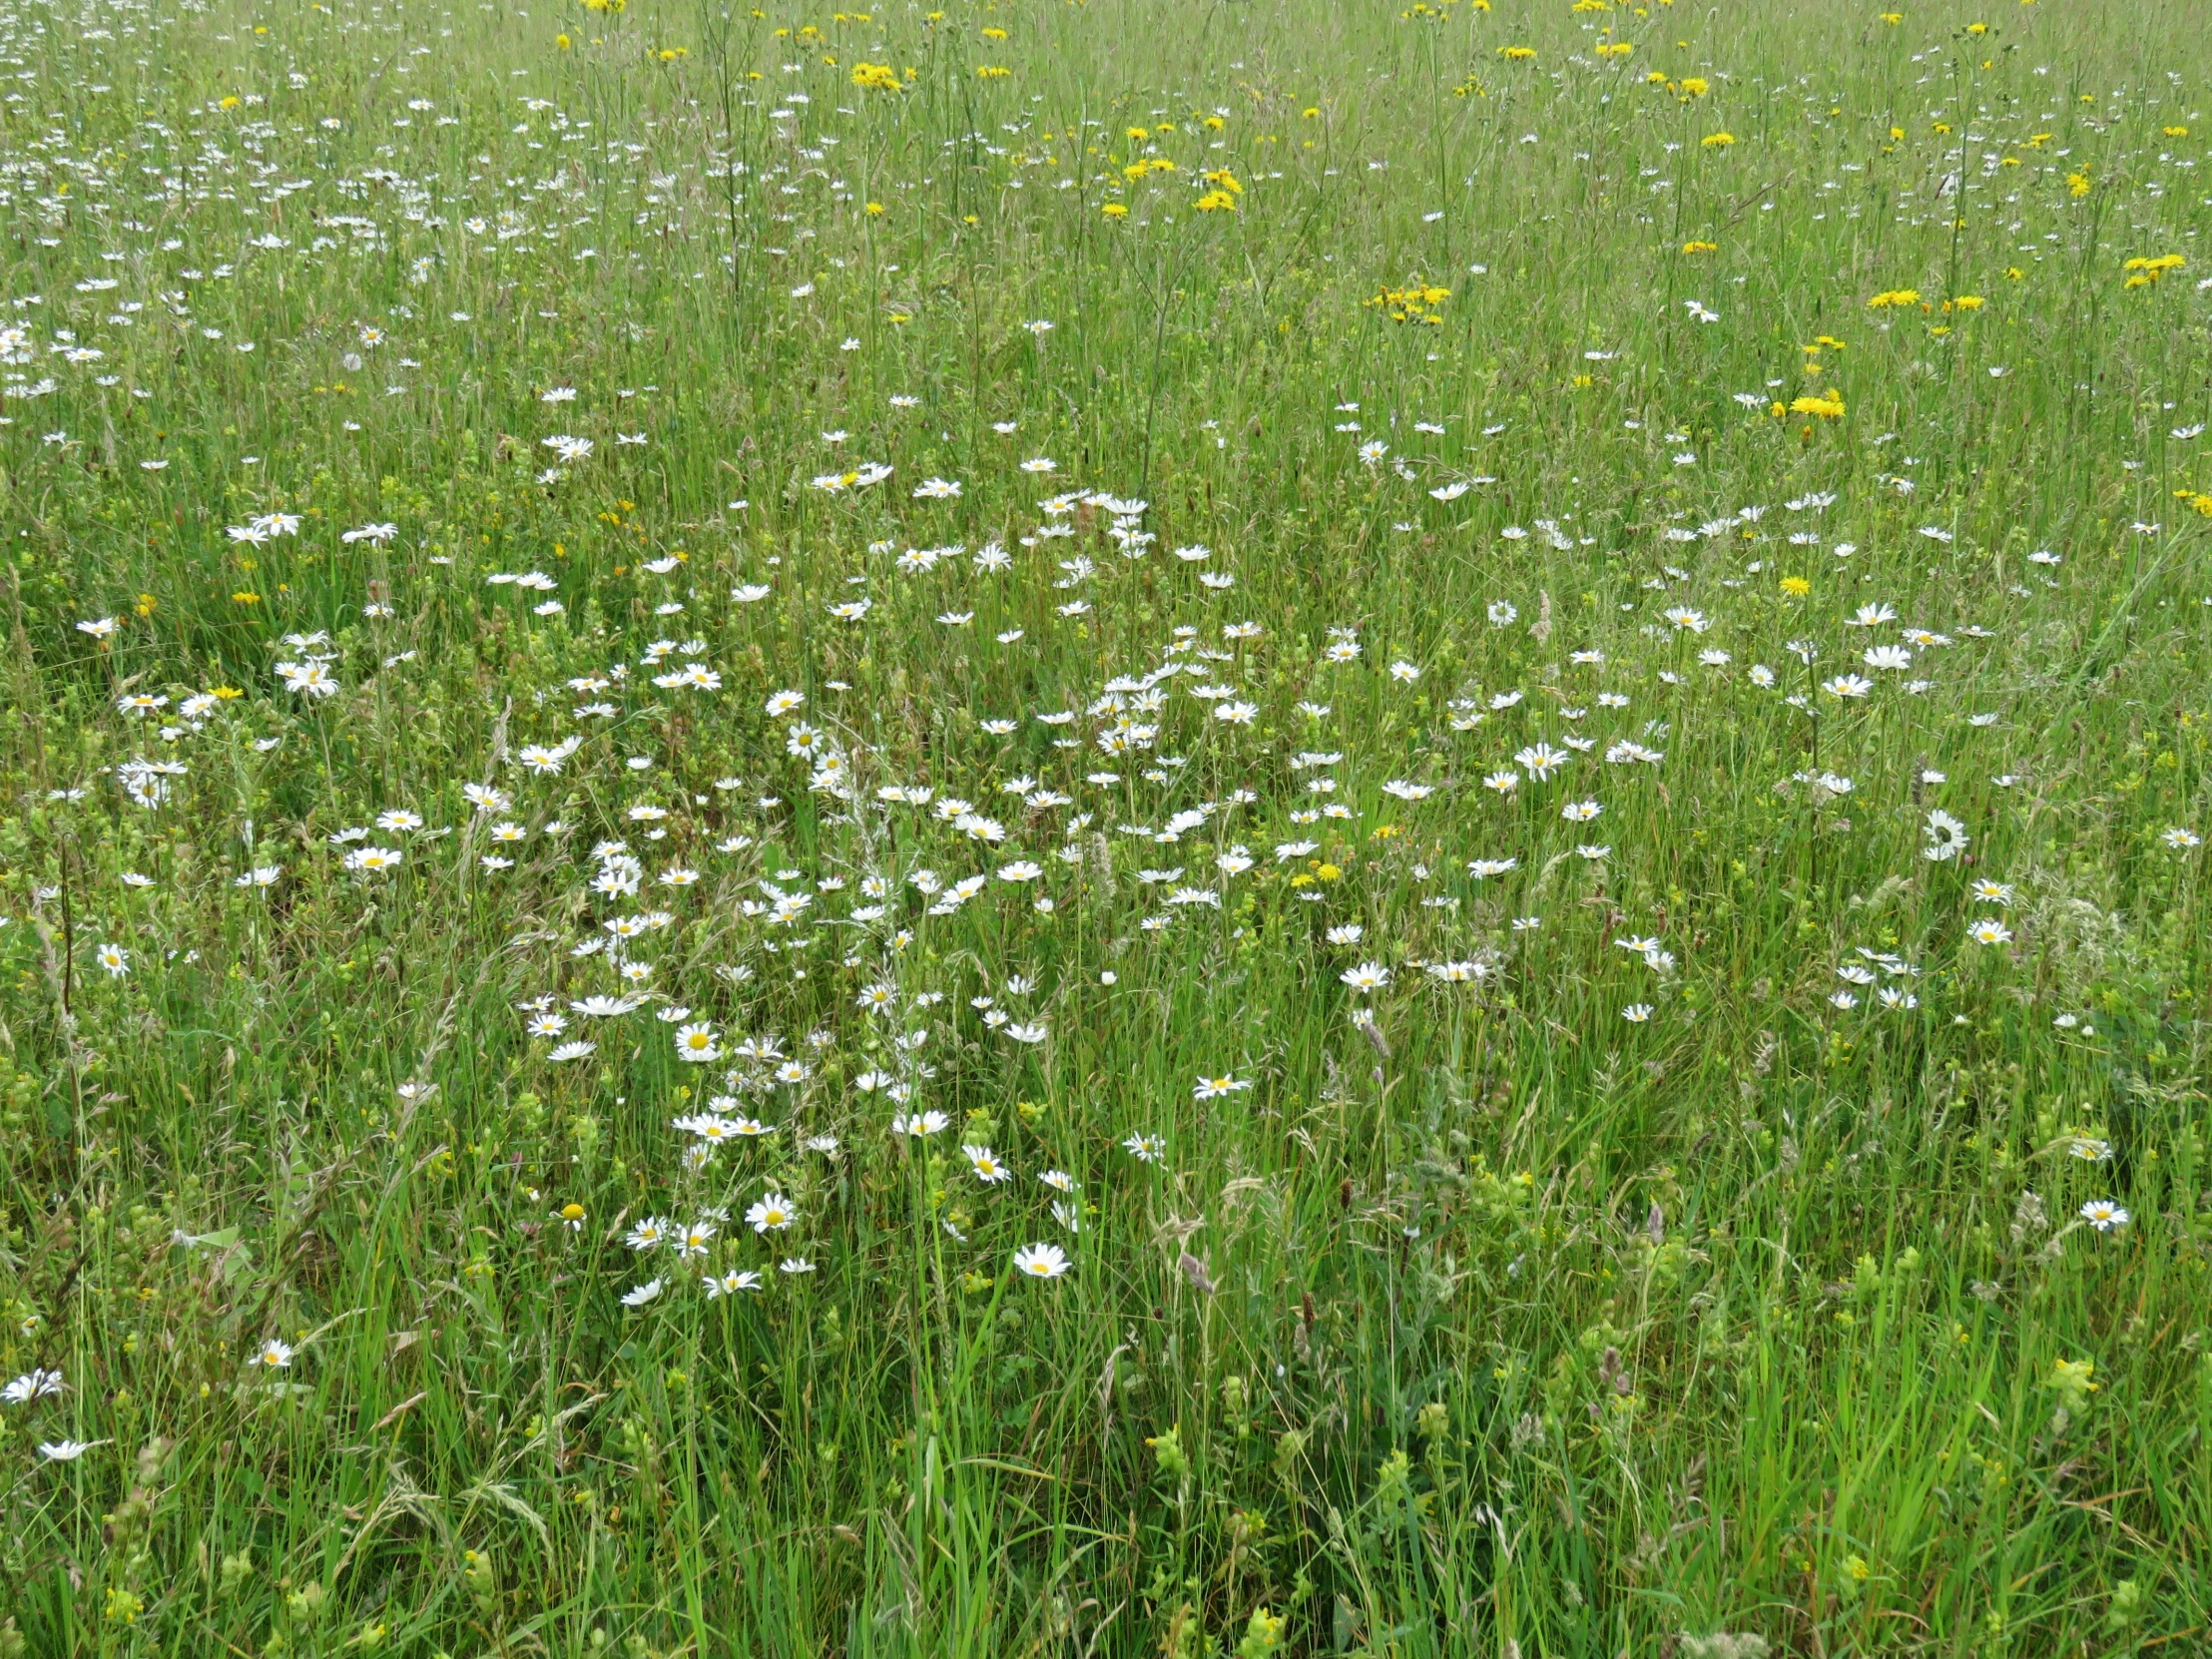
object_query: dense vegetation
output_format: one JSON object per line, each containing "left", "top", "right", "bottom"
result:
{"left": 1, "top": 0, "right": 2210, "bottom": 1652}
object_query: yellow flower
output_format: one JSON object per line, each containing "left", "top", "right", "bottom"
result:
{"left": 1497, "top": 45, "right": 1535, "bottom": 60}
{"left": 1677, "top": 76, "right": 1707, "bottom": 96}
{"left": 1943, "top": 294, "right": 1983, "bottom": 310}
{"left": 2121, "top": 254, "right": 2186, "bottom": 288}
{"left": 1195, "top": 190, "right": 1236, "bottom": 213}
{"left": 1366, "top": 280, "right": 1449, "bottom": 323}
{"left": 1789, "top": 390, "right": 1847, "bottom": 419}
{"left": 1681, "top": 240, "right": 1717, "bottom": 255}
{"left": 233, "top": 591, "right": 262, "bottom": 605}
{"left": 1701, "top": 131, "right": 1735, "bottom": 148}
{"left": 1781, "top": 576, "right": 1812, "bottom": 596}
{"left": 1102, "top": 203, "right": 1129, "bottom": 218}
{"left": 1866, "top": 287, "right": 1921, "bottom": 308}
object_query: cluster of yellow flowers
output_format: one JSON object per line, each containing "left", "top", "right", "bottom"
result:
{"left": 2122, "top": 254, "right": 2186, "bottom": 288}
{"left": 1195, "top": 168, "right": 1243, "bottom": 212}
{"left": 1784, "top": 390, "right": 1847, "bottom": 420}
{"left": 1366, "top": 280, "right": 1449, "bottom": 324}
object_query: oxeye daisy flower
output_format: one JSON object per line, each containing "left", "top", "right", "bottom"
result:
{"left": 746, "top": 1193, "right": 797, "bottom": 1233}
{"left": 626, "top": 1217, "right": 672, "bottom": 1252}
{"left": 1923, "top": 811, "right": 1968, "bottom": 862}
{"left": 963, "top": 1144, "right": 1013, "bottom": 1183}
{"left": 673, "top": 1022, "right": 721, "bottom": 1062}
{"left": 2, "top": 1368, "right": 64, "bottom": 1404}
{"left": 1514, "top": 743, "right": 1570, "bottom": 780}
{"left": 1012, "top": 1242, "right": 1071, "bottom": 1280}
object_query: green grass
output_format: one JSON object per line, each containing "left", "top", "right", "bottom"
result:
{"left": 1, "top": 0, "right": 2210, "bottom": 1652}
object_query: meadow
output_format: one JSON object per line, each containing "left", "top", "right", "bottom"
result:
{"left": 1, "top": 0, "right": 2210, "bottom": 1650}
